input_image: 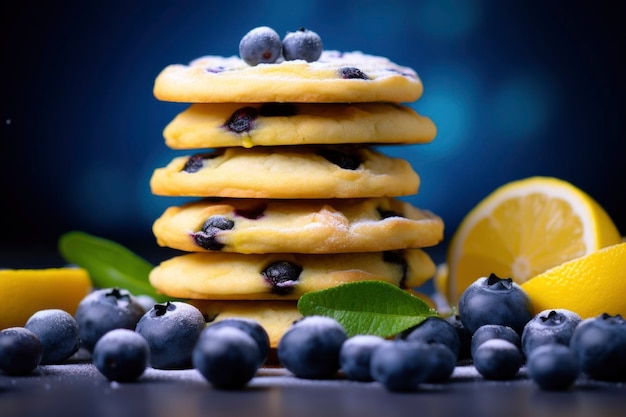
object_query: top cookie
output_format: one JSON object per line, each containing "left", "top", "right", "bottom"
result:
{"left": 153, "top": 51, "right": 423, "bottom": 103}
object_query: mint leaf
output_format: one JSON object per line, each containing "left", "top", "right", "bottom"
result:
{"left": 58, "top": 230, "right": 170, "bottom": 302}
{"left": 297, "top": 281, "right": 438, "bottom": 338}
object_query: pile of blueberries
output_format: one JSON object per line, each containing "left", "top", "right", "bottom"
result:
{"left": 1, "top": 275, "right": 625, "bottom": 392}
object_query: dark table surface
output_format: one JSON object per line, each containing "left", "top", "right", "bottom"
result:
{"left": 1, "top": 360, "right": 625, "bottom": 417}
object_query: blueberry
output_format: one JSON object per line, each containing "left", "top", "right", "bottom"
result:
{"left": 424, "top": 343, "right": 457, "bottom": 383}
{"left": 382, "top": 251, "right": 409, "bottom": 288}
{"left": 339, "top": 67, "right": 368, "bottom": 80}
{"left": 458, "top": 273, "right": 533, "bottom": 335}
{"left": 570, "top": 313, "right": 626, "bottom": 381}
{"left": 339, "top": 335, "right": 387, "bottom": 382}
{"left": 282, "top": 27, "right": 323, "bottom": 62}
{"left": 74, "top": 288, "right": 145, "bottom": 352}
{"left": 472, "top": 339, "right": 523, "bottom": 380}
{"left": 470, "top": 324, "right": 521, "bottom": 359}
{"left": 318, "top": 148, "right": 362, "bottom": 170}
{"left": 202, "top": 318, "right": 270, "bottom": 366}
{"left": 135, "top": 295, "right": 157, "bottom": 313}
{"left": 277, "top": 316, "right": 347, "bottom": 379}
{"left": 135, "top": 301, "right": 206, "bottom": 370}
{"left": 261, "top": 261, "right": 302, "bottom": 295}
{"left": 193, "top": 326, "right": 260, "bottom": 389}
{"left": 182, "top": 150, "right": 224, "bottom": 173}
{"left": 224, "top": 106, "right": 259, "bottom": 133}
{"left": 193, "top": 215, "right": 235, "bottom": 251}
{"left": 0, "top": 327, "right": 42, "bottom": 375}
{"left": 526, "top": 344, "right": 580, "bottom": 390}
{"left": 239, "top": 26, "right": 282, "bottom": 66}
{"left": 521, "top": 309, "right": 582, "bottom": 356}
{"left": 25, "top": 309, "right": 81, "bottom": 364}
{"left": 370, "top": 341, "right": 434, "bottom": 392}
{"left": 445, "top": 314, "right": 472, "bottom": 361}
{"left": 397, "top": 316, "right": 461, "bottom": 359}
{"left": 93, "top": 328, "right": 149, "bottom": 382}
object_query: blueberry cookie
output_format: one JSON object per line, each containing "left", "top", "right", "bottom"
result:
{"left": 149, "top": 146, "right": 420, "bottom": 199}
{"left": 153, "top": 51, "right": 423, "bottom": 103}
{"left": 163, "top": 102, "right": 436, "bottom": 149}
{"left": 148, "top": 249, "right": 436, "bottom": 300}
{"left": 152, "top": 197, "right": 443, "bottom": 254}
{"left": 188, "top": 300, "right": 301, "bottom": 348}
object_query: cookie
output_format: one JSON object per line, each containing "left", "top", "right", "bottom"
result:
{"left": 148, "top": 249, "right": 436, "bottom": 300}
{"left": 152, "top": 197, "right": 443, "bottom": 254}
{"left": 163, "top": 102, "right": 437, "bottom": 149}
{"left": 149, "top": 146, "right": 420, "bottom": 199}
{"left": 189, "top": 300, "right": 301, "bottom": 349}
{"left": 153, "top": 51, "right": 423, "bottom": 103}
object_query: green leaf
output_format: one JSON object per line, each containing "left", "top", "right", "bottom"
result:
{"left": 297, "top": 281, "right": 438, "bottom": 338}
{"left": 58, "top": 230, "right": 170, "bottom": 302}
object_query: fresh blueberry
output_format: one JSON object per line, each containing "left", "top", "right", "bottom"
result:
{"left": 458, "top": 273, "right": 533, "bottom": 335}
{"left": 370, "top": 341, "right": 434, "bottom": 392}
{"left": 282, "top": 27, "right": 323, "bottom": 62}
{"left": 92, "top": 328, "right": 149, "bottom": 382}
{"left": 74, "top": 288, "right": 145, "bottom": 352}
{"left": 0, "top": 327, "right": 42, "bottom": 375}
{"left": 397, "top": 316, "right": 461, "bottom": 359}
{"left": 339, "top": 335, "right": 387, "bottom": 382}
{"left": 135, "top": 301, "right": 206, "bottom": 370}
{"left": 135, "top": 295, "right": 157, "bottom": 313}
{"left": 446, "top": 314, "right": 472, "bottom": 361}
{"left": 470, "top": 324, "right": 521, "bottom": 359}
{"left": 201, "top": 318, "right": 270, "bottom": 366}
{"left": 472, "top": 339, "right": 523, "bottom": 380}
{"left": 25, "top": 309, "right": 81, "bottom": 364}
{"left": 239, "top": 26, "right": 282, "bottom": 66}
{"left": 424, "top": 343, "right": 457, "bottom": 383}
{"left": 277, "top": 316, "right": 347, "bottom": 379}
{"left": 521, "top": 309, "right": 582, "bottom": 356}
{"left": 570, "top": 313, "right": 626, "bottom": 381}
{"left": 193, "top": 326, "right": 260, "bottom": 389}
{"left": 526, "top": 343, "right": 580, "bottom": 390}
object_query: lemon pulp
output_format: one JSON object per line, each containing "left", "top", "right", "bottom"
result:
{"left": 446, "top": 177, "right": 621, "bottom": 304}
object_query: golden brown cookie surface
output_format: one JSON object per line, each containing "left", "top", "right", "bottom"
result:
{"left": 149, "top": 249, "right": 435, "bottom": 300}
{"left": 149, "top": 146, "right": 420, "bottom": 199}
{"left": 153, "top": 51, "right": 423, "bottom": 103}
{"left": 153, "top": 197, "right": 443, "bottom": 254}
{"left": 163, "top": 102, "right": 436, "bottom": 149}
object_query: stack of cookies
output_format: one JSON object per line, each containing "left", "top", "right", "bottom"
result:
{"left": 148, "top": 43, "right": 443, "bottom": 347}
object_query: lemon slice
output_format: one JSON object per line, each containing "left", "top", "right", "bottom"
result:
{"left": 446, "top": 176, "right": 621, "bottom": 304}
{"left": 521, "top": 242, "right": 626, "bottom": 318}
{"left": 0, "top": 268, "right": 92, "bottom": 329}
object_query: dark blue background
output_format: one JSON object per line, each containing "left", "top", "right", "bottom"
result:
{"left": 2, "top": 0, "right": 625, "bottom": 267}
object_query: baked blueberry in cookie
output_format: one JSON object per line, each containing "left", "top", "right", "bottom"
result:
{"left": 224, "top": 103, "right": 299, "bottom": 134}
{"left": 383, "top": 251, "right": 409, "bottom": 288}
{"left": 193, "top": 216, "right": 235, "bottom": 251}
{"left": 182, "top": 150, "right": 224, "bottom": 173}
{"left": 318, "top": 148, "right": 362, "bottom": 170}
{"left": 262, "top": 261, "right": 302, "bottom": 295}
{"left": 340, "top": 67, "right": 369, "bottom": 80}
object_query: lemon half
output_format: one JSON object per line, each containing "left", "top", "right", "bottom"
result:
{"left": 0, "top": 268, "right": 92, "bottom": 329}
{"left": 446, "top": 176, "right": 621, "bottom": 304}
